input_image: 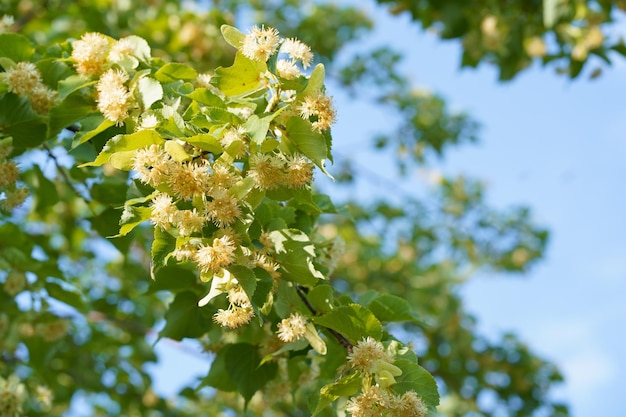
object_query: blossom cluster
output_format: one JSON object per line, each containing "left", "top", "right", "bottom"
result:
{"left": 71, "top": 33, "right": 147, "bottom": 124}
{"left": 1, "top": 61, "right": 57, "bottom": 113}
{"left": 346, "top": 338, "right": 428, "bottom": 417}
{"left": 0, "top": 374, "right": 53, "bottom": 416}
{"left": 0, "top": 374, "right": 26, "bottom": 417}
{"left": 0, "top": 141, "right": 28, "bottom": 212}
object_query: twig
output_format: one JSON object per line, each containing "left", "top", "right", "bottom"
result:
{"left": 42, "top": 143, "right": 92, "bottom": 204}
{"left": 296, "top": 285, "right": 353, "bottom": 351}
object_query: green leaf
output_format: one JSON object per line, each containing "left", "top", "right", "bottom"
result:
{"left": 180, "top": 133, "right": 222, "bottom": 153}
{"left": 364, "top": 293, "right": 423, "bottom": 324}
{"left": 80, "top": 129, "right": 163, "bottom": 169}
{"left": 267, "top": 229, "right": 325, "bottom": 286}
{"left": 215, "top": 52, "right": 267, "bottom": 96}
{"left": 304, "top": 323, "right": 327, "bottom": 354}
{"left": 0, "top": 94, "right": 46, "bottom": 148}
{"left": 57, "top": 75, "right": 96, "bottom": 100}
{"left": 251, "top": 267, "right": 274, "bottom": 313}
{"left": 227, "top": 265, "right": 256, "bottom": 301}
{"left": 0, "top": 34, "right": 34, "bottom": 62}
{"left": 221, "top": 24, "right": 245, "bottom": 49}
{"left": 285, "top": 116, "right": 332, "bottom": 177}
{"left": 300, "top": 63, "right": 325, "bottom": 98}
{"left": 392, "top": 359, "right": 440, "bottom": 412}
{"left": 164, "top": 139, "right": 191, "bottom": 162}
{"left": 36, "top": 58, "right": 74, "bottom": 88}
{"left": 159, "top": 291, "right": 213, "bottom": 340}
{"left": 137, "top": 76, "right": 163, "bottom": 109}
{"left": 230, "top": 177, "right": 255, "bottom": 200}
{"left": 312, "top": 372, "right": 361, "bottom": 416}
{"left": 155, "top": 63, "right": 198, "bottom": 82}
{"left": 224, "top": 343, "right": 278, "bottom": 404}
{"left": 244, "top": 114, "right": 271, "bottom": 145}
{"left": 48, "top": 94, "right": 94, "bottom": 139}
{"left": 201, "top": 345, "right": 237, "bottom": 392}
{"left": 308, "top": 284, "right": 335, "bottom": 313}
{"left": 32, "top": 165, "right": 59, "bottom": 215}
{"left": 313, "top": 304, "right": 382, "bottom": 344}
{"left": 151, "top": 226, "right": 176, "bottom": 273}
{"left": 149, "top": 266, "right": 197, "bottom": 293}
{"left": 71, "top": 117, "right": 115, "bottom": 148}
{"left": 117, "top": 206, "right": 152, "bottom": 236}
{"left": 186, "top": 88, "right": 226, "bottom": 107}
{"left": 45, "top": 279, "right": 87, "bottom": 312}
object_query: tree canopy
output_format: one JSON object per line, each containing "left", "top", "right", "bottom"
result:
{"left": 1, "top": 1, "right": 623, "bottom": 416}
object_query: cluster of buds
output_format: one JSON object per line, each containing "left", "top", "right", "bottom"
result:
{"left": 0, "top": 15, "right": 14, "bottom": 33}
{"left": 346, "top": 338, "right": 428, "bottom": 417}
{"left": 0, "top": 374, "right": 53, "bottom": 416}
{"left": 0, "top": 141, "right": 28, "bottom": 213}
{"left": 0, "top": 374, "right": 26, "bottom": 417}
{"left": 1, "top": 61, "right": 57, "bottom": 114}
{"left": 71, "top": 33, "right": 151, "bottom": 124}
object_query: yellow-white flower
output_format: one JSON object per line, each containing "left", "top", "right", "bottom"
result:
{"left": 213, "top": 306, "right": 255, "bottom": 329}
{"left": 0, "top": 374, "right": 26, "bottom": 417}
{"left": 298, "top": 93, "right": 336, "bottom": 132}
{"left": 4, "top": 62, "right": 42, "bottom": 96}
{"left": 96, "top": 69, "right": 131, "bottom": 124}
{"left": 281, "top": 38, "right": 314, "bottom": 69}
{"left": 71, "top": 32, "right": 111, "bottom": 76}
{"left": 276, "top": 312, "right": 308, "bottom": 342}
{"left": 194, "top": 236, "right": 236, "bottom": 274}
{"left": 241, "top": 25, "right": 281, "bottom": 62}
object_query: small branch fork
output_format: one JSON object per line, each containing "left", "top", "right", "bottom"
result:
{"left": 296, "top": 284, "right": 353, "bottom": 351}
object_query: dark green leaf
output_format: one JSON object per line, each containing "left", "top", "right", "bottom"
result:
{"left": 225, "top": 343, "right": 278, "bottom": 404}
{"left": 159, "top": 291, "right": 213, "bottom": 340}
{"left": 149, "top": 266, "right": 197, "bottom": 293}
{"left": 0, "top": 33, "right": 34, "bottom": 62}
{"left": 45, "top": 279, "right": 87, "bottom": 312}
{"left": 392, "top": 359, "right": 440, "bottom": 411}
{"left": 313, "top": 304, "right": 382, "bottom": 344}
{"left": 151, "top": 227, "right": 176, "bottom": 273}
{"left": 0, "top": 94, "right": 46, "bottom": 147}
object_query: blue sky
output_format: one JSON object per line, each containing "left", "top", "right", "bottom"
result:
{"left": 148, "top": 3, "right": 625, "bottom": 417}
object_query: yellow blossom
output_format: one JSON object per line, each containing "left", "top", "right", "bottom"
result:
{"left": 28, "top": 84, "right": 58, "bottom": 113}
{"left": 4, "top": 62, "right": 42, "bottom": 96}
{"left": 282, "top": 155, "right": 314, "bottom": 188}
{"left": 205, "top": 189, "right": 241, "bottom": 227}
{"left": 132, "top": 145, "right": 173, "bottom": 186}
{"left": 150, "top": 192, "right": 178, "bottom": 229}
{"left": 174, "top": 209, "right": 206, "bottom": 236}
{"left": 71, "top": 32, "right": 111, "bottom": 76}
{"left": 298, "top": 93, "right": 336, "bottom": 132}
{"left": 194, "top": 236, "right": 236, "bottom": 274}
{"left": 0, "top": 374, "right": 26, "bottom": 417}
{"left": 276, "top": 313, "right": 308, "bottom": 342}
{"left": 277, "top": 59, "right": 302, "bottom": 80}
{"left": 241, "top": 25, "right": 281, "bottom": 62}
{"left": 96, "top": 69, "right": 131, "bottom": 124}
{"left": 281, "top": 38, "right": 314, "bottom": 68}
{"left": 347, "top": 337, "right": 390, "bottom": 374}
{"left": 248, "top": 153, "right": 285, "bottom": 190}
{"left": 168, "top": 162, "right": 211, "bottom": 200}
{"left": 213, "top": 306, "right": 255, "bottom": 329}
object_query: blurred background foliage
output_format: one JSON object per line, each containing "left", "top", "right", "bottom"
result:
{"left": 2, "top": 0, "right": 623, "bottom": 415}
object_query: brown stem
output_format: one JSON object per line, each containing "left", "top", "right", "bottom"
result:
{"left": 296, "top": 284, "right": 353, "bottom": 351}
